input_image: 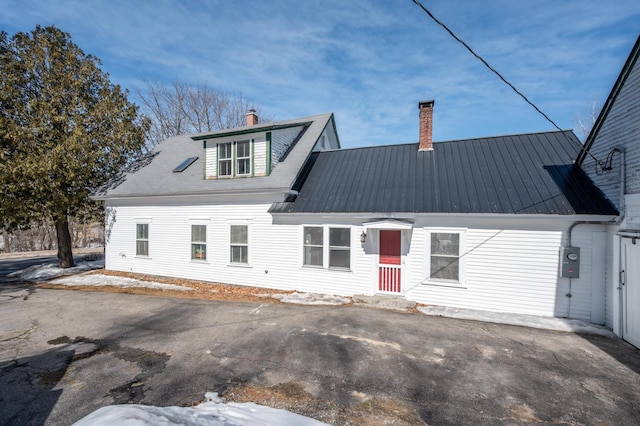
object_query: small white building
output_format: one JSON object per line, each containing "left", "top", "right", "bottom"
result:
{"left": 577, "top": 35, "right": 640, "bottom": 347}
{"left": 95, "top": 103, "right": 618, "bottom": 326}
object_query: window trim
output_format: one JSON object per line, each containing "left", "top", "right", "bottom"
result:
{"left": 135, "top": 222, "right": 150, "bottom": 257}
{"left": 217, "top": 140, "right": 254, "bottom": 178}
{"left": 190, "top": 224, "right": 207, "bottom": 262}
{"left": 218, "top": 142, "right": 233, "bottom": 177}
{"left": 328, "top": 227, "right": 351, "bottom": 270}
{"left": 235, "top": 139, "right": 252, "bottom": 177}
{"left": 303, "top": 226, "right": 324, "bottom": 268}
{"left": 301, "top": 225, "right": 351, "bottom": 271}
{"left": 229, "top": 224, "right": 249, "bottom": 265}
{"left": 423, "top": 227, "right": 466, "bottom": 285}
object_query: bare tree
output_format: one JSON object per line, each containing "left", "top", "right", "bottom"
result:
{"left": 574, "top": 93, "right": 600, "bottom": 142}
{"left": 137, "top": 81, "right": 272, "bottom": 148}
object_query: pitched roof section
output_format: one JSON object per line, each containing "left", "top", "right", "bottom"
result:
{"left": 577, "top": 35, "right": 640, "bottom": 165}
{"left": 93, "top": 113, "right": 334, "bottom": 199}
{"left": 270, "top": 131, "right": 617, "bottom": 215}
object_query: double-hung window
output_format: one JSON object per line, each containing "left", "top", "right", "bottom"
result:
{"left": 136, "top": 224, "right": 149, "bottom": 256}
{"left": 217, "top": 140, "right": 251, "bottom": 177}
{"left": 218, "top": 142, "right": 232, "bottom": 177}
{"left": 230, "top": 225, "right": 248, "bottom": 264}
{"left": 303, "top": 226, "right": 350, "bottom": 270}
{"left": 427, "top": 230, "right": 464, "bottom": 282}
{"left": 191, "top": 225, "right": 207, "bottom": 261}
{"left": 236, "top": 140, "right": 251, "bottom": 176}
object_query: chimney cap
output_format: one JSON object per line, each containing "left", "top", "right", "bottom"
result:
{"left": 418, "top": 100, "right": 435, "bottom": 109}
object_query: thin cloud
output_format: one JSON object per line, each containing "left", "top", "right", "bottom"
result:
{"left": 1, "top": 0, "right": 638, "bottom": 147}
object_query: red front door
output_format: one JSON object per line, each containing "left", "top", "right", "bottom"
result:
{"left": 379, "top": 230, "right": 401, "bottom": 292}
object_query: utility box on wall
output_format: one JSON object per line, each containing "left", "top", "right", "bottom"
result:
{"left": 561, "top": 247, "right": 580, "bottom": 278}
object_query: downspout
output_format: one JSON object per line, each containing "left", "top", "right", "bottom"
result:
{"left": 565, "top": 148, "right": 625, "bottom": 321}
{"left": 615, "top": 148, "right": 626, "bottom": 335}
{"left": 566, "top": 221, "right": 613, "bottom": 317}
{"left": 614, "top": 148, "right": 626, "bottom": 225}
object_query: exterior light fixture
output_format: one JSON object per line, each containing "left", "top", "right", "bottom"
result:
{"left": 360, "top": 231, "right": 367, "bottom": 243}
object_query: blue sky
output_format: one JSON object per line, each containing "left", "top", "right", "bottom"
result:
{"left": 2, "top": 1, "right": 639, "bottom": 148}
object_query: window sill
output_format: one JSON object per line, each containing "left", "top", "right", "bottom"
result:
{"left": 421, "top": 280, "right": 467, "bottom": 289}
{"left": 228, "top": 263, "right": 251, "bottom": 268}
{"left": 302, "top": 265, "right": 352, "bottom": 272}
{"left": 191, "top": 259, "right": 209, "bottom": 264}
{"left": 135, "top": 255, "right": 152, "bottom": 259}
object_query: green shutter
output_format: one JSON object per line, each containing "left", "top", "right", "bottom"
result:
{"left": 203, "top": 140, "right": 207, "bottom": 179}
{"left": 266, "top": 132, "right": 272, "bottom": 176}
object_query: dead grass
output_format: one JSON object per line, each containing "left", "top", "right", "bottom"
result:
{"left": 37, "top": 269, "right": 292, "bottom": 304}
{"left": 225, "top": 382, "right": 426, "bottom": 425}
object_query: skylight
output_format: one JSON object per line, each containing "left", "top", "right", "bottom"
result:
{"left": 173, "top": 156, "right": 198, "bottom": 173}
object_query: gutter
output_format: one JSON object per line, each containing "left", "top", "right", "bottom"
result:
{"left": 90, "top": 186, "right": 294, "bottom": 202}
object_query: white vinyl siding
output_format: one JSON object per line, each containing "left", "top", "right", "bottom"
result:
{"left": 253, "top": 139, "right": 267, "bottom": 176}
{"left": 106, "top": 207, "right": 606, "bottom": 322}
{"left": 205, "top": 142, "right": 217, "bottom": 178}
{"left": 582, "top": 56, "right": 640, "bottom": 206}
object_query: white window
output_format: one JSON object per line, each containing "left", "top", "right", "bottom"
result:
{"left": 303, "top": 226, "right": 351, "bottom": 270}
{"left": 303, "top": 227, "right": 323, "bottom": 267}
{"left": 425, "top": 228, "right": 466, "bottom": 284}
{"left": 136, "top": 223, "right": 149, "bottom": 256}
{"left": 230, "top": 225, "right": 248, "bottom": 264}
{"left": 218, "top": 142, "right": 232, "bottom": 177}
{"left": 217, "top": 140, "right": 252, "bottom": 177}
{"left": 236, "top": 140, "right": 251, "bottom": 176}
{"left": 329, "top": 228, "right": 350, "bottom": 269}
{"left": 191, "top": 225, "right": 207, "bottom": 261}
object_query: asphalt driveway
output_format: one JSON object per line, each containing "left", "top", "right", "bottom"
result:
{"left": 1, "top": 284, "right": 639, "bottom": 425}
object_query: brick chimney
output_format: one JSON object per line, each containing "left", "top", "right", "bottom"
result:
{"left": 418, "top": 100, "right": 434, "bottom": 151}
{"left": 246, "top": 109, "right": 259, "bottom": 126}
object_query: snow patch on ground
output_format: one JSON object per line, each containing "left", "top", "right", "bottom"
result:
{"left": 418, "top": 305, "right": 616, "bottom": 337}
{"left": 8, "top": 259, "right": 104, "bottom": 281}
{"left": 50, "top": 274, "right": 193, "bottom": 291}
{"left": 270, "top": 291, "right": 351, "bottom": 305}
{"left": 73, "top": 392, "right": 328, "bottom": 426}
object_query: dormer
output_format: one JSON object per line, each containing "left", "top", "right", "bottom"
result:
{"left": 192, "top": 112, "right": 339, "bottom": 180}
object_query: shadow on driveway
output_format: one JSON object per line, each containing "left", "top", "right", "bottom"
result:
{"left": 0, "top": 346, "right": 75, "bottom": 425}
{"left": 578, "top": 333, "right": 640, "bottom": 375}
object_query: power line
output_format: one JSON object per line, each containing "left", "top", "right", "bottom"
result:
{"left": 409, "top": 0, "right": 603, "bottom": 166}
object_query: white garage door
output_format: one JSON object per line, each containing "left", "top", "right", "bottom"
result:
{"left": 622, "top": 238, "right": 640, "bottom": 348}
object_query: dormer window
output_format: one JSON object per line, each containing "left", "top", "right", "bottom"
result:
{"left": 216, "top": 140, "right": 251, "bottom": 178}
{"left": 236, "top": 140, "right": 251, "bottom": 176}
{"left": 218, "top": 143, "right": 232, "bottom": 177}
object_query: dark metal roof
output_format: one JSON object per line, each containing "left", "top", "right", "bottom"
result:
{"left": 270, "top": 130, "right": 618, "bottom": 215}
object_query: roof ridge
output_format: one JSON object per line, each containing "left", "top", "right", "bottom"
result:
{"left": 319, "top": 129, "right": 575, "bottom": 153}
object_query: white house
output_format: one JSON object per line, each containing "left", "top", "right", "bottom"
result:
{"left": 577, "top": 35, "right": 640, "bottom": 347}
{"left": 94, "top": 101, "right": 618, "bottom": 326}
